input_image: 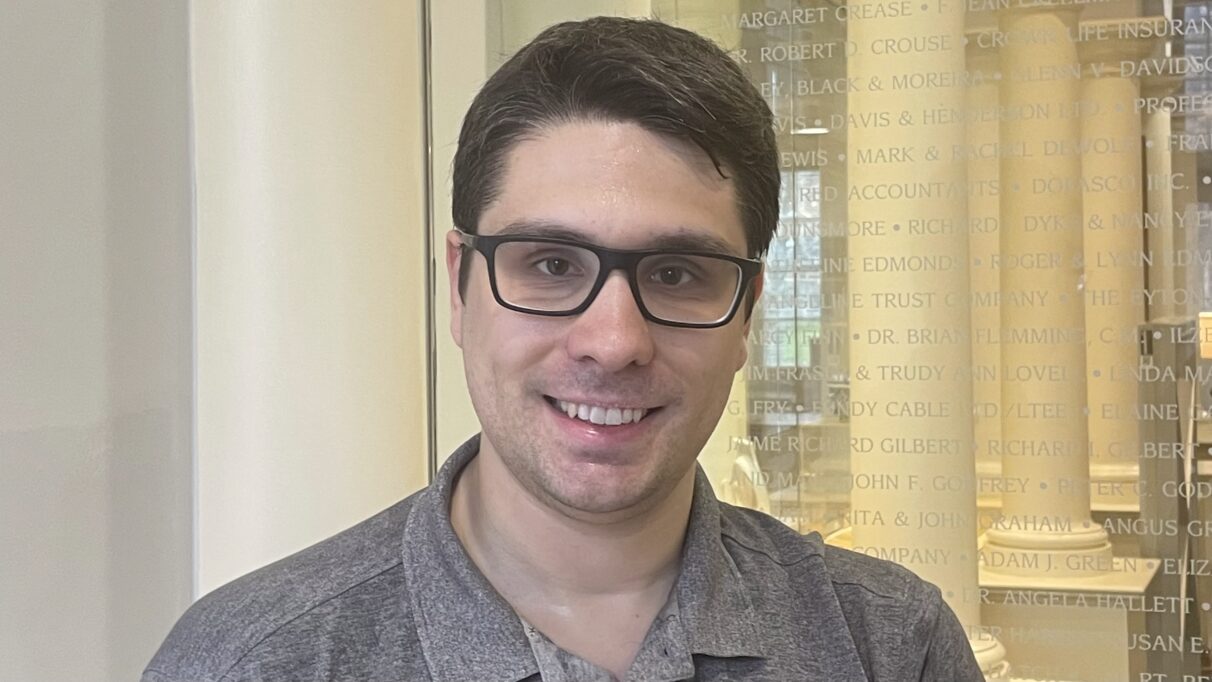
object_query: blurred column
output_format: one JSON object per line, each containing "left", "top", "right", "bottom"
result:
{"left": 191, "top": 1, "right": 429, "bottom": 593}
{"left": 1172, "top": 121, "right": 1200, "bottom": 319}
{"left": 984, "top": 4, "right": 1113, "bottom": 578}
{"left": 1142, "top": 76, "right": 1184, "bottom": 323}
{"left": 1078, "top": 21, "right": 1155, "bottom": 512}
{"left": 965, "top": 40, "right": 1003, "bottom": 510}
{"left": 846, "top": 2, "right": 1005, "bottom": 675}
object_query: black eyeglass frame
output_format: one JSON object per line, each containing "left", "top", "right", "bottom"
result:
{"left": 455, "top": 229, "right": 763, "bottom": 329}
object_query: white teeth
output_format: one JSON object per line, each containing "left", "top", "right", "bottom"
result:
{"left": 556, "top": 399, "right": 649, "bottom": 425}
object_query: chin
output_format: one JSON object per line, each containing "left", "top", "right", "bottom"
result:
{"left": 550, "top": 485, "right": 651, "bottom": 516}
{"left": 544, "top": 454, "right": 688, "bottom": 515}
{"left": 547, "top": 463, "right": 649, "bottom": 508}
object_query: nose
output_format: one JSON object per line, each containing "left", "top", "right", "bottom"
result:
{"left": 564, "top": 270, "right": 656, "bottom": 371}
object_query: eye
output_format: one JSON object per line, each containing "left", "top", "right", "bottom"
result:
{"left": 653, "top": 265, "right": 692, "bottom": 286}
{"left": 537, "top": 257, "right": 574, "bottom": 276}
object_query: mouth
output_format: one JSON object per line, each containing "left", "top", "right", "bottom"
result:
{"left": 543, "top": 395, "right": 663, "bottom": 426}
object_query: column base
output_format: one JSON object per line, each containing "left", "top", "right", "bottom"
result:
{"left": 980, "top": 558, "right": 1159, "bottom": 682}
{"left": 983, "top": 524, "right": 1113, "bottom": 577}
{"left": 970, "top": 632, "right": 1010, "bottom": 680}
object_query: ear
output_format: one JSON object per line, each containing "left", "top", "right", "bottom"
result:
{"left": 735, "top": 265, "right": 763, "bottom": 372}
{"left": 445, "top": 230, "right": 466, "bottom": 348}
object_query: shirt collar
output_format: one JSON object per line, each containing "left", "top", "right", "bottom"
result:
{"left": 401, "top": 433, "right": 767, "bottom": 682}
{"left": 675, "top": 457, "right": 767, "bottom": 660}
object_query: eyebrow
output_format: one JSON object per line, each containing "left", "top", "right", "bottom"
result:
{"left": 494, "top": 220, "right": 747, "bottom": 258}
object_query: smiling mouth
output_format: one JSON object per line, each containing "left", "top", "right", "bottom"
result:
{"left": 543, "top": 395, "right": 662, "bottom": 426}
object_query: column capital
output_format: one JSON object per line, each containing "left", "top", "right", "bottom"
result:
{"left": 1140, "top": 74, "right": 1184, "bottom": 100}
{"left": 996, "top": 0, "right": 1082, "bottom": 19}
{"left": 1078, "top": 17, "right": 1167, "bottom": 77}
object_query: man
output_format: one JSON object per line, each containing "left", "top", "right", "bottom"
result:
{"left": 145, "top": 16, "right": 983, "bottom": 682}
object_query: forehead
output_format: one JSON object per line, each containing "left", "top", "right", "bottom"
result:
{"left": 478, "top": 120, "right": 748, "bottom": 257}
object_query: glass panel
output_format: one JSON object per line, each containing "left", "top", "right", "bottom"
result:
{"left": 429, "top": 2, "right": 1212, "bottom": 678}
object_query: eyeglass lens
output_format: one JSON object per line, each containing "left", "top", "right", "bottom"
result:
{"left": 492, "top": 241, "right": 742, "bottom": 324}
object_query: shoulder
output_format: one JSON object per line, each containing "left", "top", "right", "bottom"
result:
{"left": 717, "top": 500, "right": 922, "bottom": 595}
{"left": 142, "top": 492, "right": 422, "bottom": 682}
{"left": 717, "top": 503, "right": 979, "bottom": 679}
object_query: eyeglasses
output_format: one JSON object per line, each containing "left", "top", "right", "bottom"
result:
{"left": 456, "top": 229, "right": 762, "bottom": 329}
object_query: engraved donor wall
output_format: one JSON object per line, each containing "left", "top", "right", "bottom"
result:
{"left": 632, "top": 1, "right": 1212, "bottom": 680}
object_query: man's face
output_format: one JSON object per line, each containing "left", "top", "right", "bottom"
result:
{"left": 446, "top": 120, "right": 761, "bottom": 518}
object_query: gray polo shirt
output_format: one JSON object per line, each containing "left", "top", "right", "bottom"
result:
{"left": 143, "top": 433, "right": 983, "bottom": 681}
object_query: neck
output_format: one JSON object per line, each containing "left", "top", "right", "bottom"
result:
{"left": 450, "top": 442, "right": 695, "bottom": 602}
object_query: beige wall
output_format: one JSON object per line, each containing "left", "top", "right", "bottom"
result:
{"left": 3, "top": 2, "right": 431, "bottom": 677}
{"left": 0, "top": 1, "right": 193, "bottom": 680}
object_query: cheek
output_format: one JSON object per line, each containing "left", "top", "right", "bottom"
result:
{"left": 707, "top": 323, "right": 749, "bottom": 366}
{"left": 461, "top": 309, "right": 559, "bottom": 392}
{"left": 670, "top": 336, "right": 744, "bottom": 396}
